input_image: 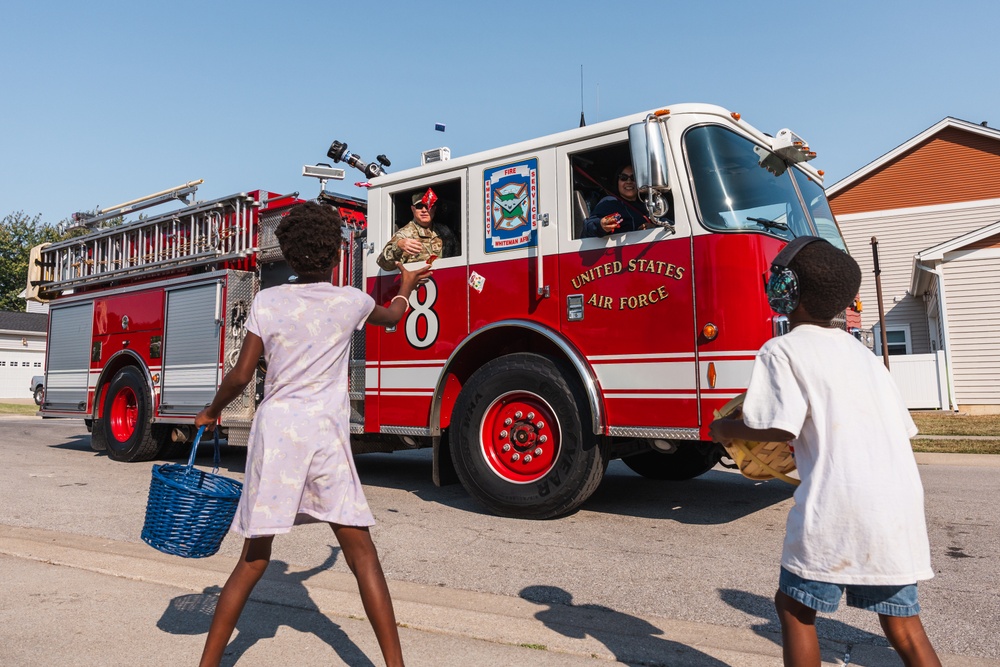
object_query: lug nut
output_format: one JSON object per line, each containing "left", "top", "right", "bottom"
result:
{"left": 534, "top": 448, "right": 543, "bottom": 456}
{"left": 527, "top": 412, "right": 535, "bottom": 420}
{"left": 539, "top": 436, "right": 548, "bottom": 444}
{"left": 514, "top": 411, "right": 523, "bottom": 419}
{"left": 504, "top": 418, "right": 513, "bottom": 426}
{"left": 524, "top": 454, "right": 533, "bottom": 463}
{"left": 511, "top": 453, "right": 520, "bottom": 462}
{"left": 499, "top": 430, "right": 508, "bottom": 438}
{"left": 502, "top": 444, "right": 511, "bottom": 452}
{"left": 536, "top": 421, "right": 545, "bottom": 429}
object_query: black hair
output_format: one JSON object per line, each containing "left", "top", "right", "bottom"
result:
{"left": 274, "top": 202, "right": 343, "bottom": 275}
{"left": 788, "top": 241, "right": 862, "bottom": 320}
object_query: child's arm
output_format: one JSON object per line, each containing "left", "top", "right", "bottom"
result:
{"left": 708, "top": 416, "right": 794, "bottom": 446}
{"left": 366, "top": 262, "right": 433, "bottom": 327}
{"left": 195, "top": 332, "right": 264, "bottom": 429}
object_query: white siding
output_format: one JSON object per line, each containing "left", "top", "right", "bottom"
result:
{"left": 838, "top": 200, "right": 1000, "bottom": 355}
{"left": 941, "top": 253, "right": 1000, "bottom": 406}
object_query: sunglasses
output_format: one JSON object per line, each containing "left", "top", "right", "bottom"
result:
{"left": 619, "top": 173, "right": 635, "bottom": 182}
{"left": 412, "top": 202, "right": 430, "bottom": 210}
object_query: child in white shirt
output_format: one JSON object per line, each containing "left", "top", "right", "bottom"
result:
{"left": 710, "top": 237, "right": 940, "bottom": 667}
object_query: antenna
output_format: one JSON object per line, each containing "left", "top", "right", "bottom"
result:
{"left": 579, "top": 65, "right": 586, "bottom": 127}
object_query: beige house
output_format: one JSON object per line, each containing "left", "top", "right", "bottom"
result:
{"left": 828, "top": 117, "right": 1000, "bottom": 414}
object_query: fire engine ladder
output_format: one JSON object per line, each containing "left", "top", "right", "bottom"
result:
{"left": 33, "top": 185, "right": 261, "bottom": 296}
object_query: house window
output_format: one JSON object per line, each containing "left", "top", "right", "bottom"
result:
{"left": 34, "top": 362, "right": 42, "bottom": 367}
{"left": 873, "top": 324, "right": 912, "bottom": 356}
{"left": 22, "top": 362, "right": 30, "bottom": 367}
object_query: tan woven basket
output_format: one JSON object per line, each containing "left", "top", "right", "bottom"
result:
{"left": 713, "top": 393, "right": 799, "bottom": 486}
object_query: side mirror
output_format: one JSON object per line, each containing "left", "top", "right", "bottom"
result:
{"left": 629, "top": 117, "right": 673, "bottom": 229}
{"left": 629, "top": 118, "right": 670, "bottom": 192}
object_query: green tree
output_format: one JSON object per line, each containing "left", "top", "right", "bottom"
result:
{"left": 0, "top": 211, "right": 62, "bottom": 312}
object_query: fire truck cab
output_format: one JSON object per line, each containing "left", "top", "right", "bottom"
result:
{"left": 30, "top": 103, "right": 848, "bottom": 519}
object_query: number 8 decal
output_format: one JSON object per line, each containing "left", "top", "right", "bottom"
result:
{"left": 405, "top": 278, "right": 439, "bottom": 349}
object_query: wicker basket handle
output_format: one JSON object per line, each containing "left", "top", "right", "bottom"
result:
{"left": 186, "top": 425, "right": 223, "bottom": 471}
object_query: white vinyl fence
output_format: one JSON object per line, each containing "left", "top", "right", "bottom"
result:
{"left": 886, "top": 351, "right": 950, "bottom": 410}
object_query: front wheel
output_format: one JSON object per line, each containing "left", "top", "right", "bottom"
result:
{"left": 100, "top": 367, "right": 169, "bottom": 462}
{"left": 450, "top": 353, "right": 605, "bottom": 519}
{"left": 621, "top": 442, "right": 722, "bottom": 481}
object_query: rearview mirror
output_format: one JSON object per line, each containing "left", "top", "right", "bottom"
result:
{"left": 629, "top": 118, "right": 670, "bottom": 192}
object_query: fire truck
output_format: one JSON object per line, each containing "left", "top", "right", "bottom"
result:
{"left": 29, "top": 103, "right": 848, "bottom": 519}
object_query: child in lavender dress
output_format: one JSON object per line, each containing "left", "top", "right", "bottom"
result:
{"left": 195, "top": 201, "right": 428, "bottom": 667}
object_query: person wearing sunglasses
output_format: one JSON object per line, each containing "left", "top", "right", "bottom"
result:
{"left": 582, "top": 165, "right": 652, "bottom": 238}
{"left": 377, "top": 188, "right": 458, "bottom": 271}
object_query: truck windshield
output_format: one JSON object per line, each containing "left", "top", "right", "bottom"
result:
{"left": 685, "top": 125, "right": 813, "bottom": 241}
{"left": 790, "top": 168, "right": 847, "bottom": 250}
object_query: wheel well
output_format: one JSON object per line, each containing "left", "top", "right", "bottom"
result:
{"left": 92, "top": 353, "right": 152, "bottom": 420}
{"left": 432, "top": 322, "right": 603, "bottom": 434}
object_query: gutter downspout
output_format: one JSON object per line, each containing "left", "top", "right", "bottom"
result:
{"left": 920, "top": 260, "right": 958, "bottom": 411}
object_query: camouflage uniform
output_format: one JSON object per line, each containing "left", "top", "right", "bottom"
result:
{"left": 377, "top": 221, "right": 458, "bottom": 271}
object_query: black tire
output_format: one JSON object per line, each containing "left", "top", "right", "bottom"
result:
{"left": 33, "top": 386, "right": 44, "bottom": 405}
{"left": 100, "top": 367, "right": 169, "bottom": 462}
{"left": 450, "top": 353, "right": 606, "bottom": 519}
{"left": 622, "top": 442, "right": 721, "bottom": 481}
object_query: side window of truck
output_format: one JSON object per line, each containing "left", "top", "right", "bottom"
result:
{"left": 390, "top": 178, "right": 462, "bottom": 259}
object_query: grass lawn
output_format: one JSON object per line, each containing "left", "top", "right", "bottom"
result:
{"left": 910, "top": 411, "right": 1000, "bottom": 454}
{"left": 0, "top": 403, "right": 40, "bottom": 416}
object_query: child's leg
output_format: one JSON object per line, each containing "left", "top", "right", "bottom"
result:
{"left": 775, "top": 590, "right": 821, "bottom": 667}
{"left": 878, "top": 614, "right": 941, "bottom": 667}
{"left": 199, "top": 536, "right": 274, "bottom": 667}
{"left": 332, "top": 523, "right": 404, "bottom": 667}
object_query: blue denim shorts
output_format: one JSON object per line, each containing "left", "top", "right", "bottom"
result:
{"left": 779, "top": 567, "right": 921, "bottom": 617}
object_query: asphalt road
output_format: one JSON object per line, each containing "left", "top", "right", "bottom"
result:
{"left": 3, "top": 416, "right": 998, "bottom": 662}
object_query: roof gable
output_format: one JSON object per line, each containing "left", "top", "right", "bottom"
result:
{"left": 828, "top": 118, "right": 1000, "bottom": 215}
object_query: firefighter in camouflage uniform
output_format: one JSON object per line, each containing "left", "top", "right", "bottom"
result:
{"left": 377, "top": 189, "right": 457, "bottom": 271}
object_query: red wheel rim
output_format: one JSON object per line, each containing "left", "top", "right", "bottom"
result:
{"left": 109, "top": 386, "right": 138, "bottom": 442}
{"left": 479, "top": 391, "right": 560, "bottom": 483}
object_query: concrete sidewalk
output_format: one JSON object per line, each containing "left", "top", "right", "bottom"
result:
{"left": 2, "top": 525, "right": 994, "bottom": 667}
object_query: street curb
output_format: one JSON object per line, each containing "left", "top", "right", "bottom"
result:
{"left": 3, "top": 524, "right": 995, "bottom": 666}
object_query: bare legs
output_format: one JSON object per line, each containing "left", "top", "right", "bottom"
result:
{"left": 775, "top": 591, "right": 821, "bottom": 667}
{"left": 878, "top": 615, "right": 941, "bottom": 667}
{"left": 200, "top": 536, "right": 274, "bottom": 667}
{"left": 198, "top": 527, "right": 403, "bottom": 667}
{"left": 775, "top": 591, "right": 940, "bottom": 667}
{"left": 332, "top": 524, "right": 404, "bottom": 667}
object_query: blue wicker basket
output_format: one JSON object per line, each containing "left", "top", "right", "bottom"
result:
{"left": 141, "top": 426, "right": 243, "bottom": 558}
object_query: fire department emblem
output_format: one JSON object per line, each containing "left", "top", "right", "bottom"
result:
{"left": 484, "top": 158, "right": 538, "bottom": 253}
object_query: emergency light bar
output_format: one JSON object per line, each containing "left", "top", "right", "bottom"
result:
{"left": 770, "top": 129, "right": 817, "bottom": 164}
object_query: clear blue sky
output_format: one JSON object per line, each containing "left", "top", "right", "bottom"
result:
{"left": 3, "top": 0, "right": 999, "bottom": 223}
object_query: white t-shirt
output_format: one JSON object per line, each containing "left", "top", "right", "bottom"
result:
{"left": 742, "top": 325, "right": 933, "bottom": 585}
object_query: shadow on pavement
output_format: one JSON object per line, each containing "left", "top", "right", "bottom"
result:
{"left": 718, "top": 588, "right": 893, "bottom": 666}
{"left": 355, "top": 451, "right": 794, "bottom": 524}
{"left": 156, "top": 546, "right": 375, "bottom": 666}
{"left": 521, "top": 585, "right": 729, "bottom": 666}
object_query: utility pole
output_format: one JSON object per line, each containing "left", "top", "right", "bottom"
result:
{"left": 871, "top": 237, "right": 890, "bottom": 370}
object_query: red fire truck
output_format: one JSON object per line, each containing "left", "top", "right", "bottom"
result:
{"left": 29, "top": 103, "right": 849, "bottom": 519}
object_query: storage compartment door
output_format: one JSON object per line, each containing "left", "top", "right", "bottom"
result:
{"left": 160, "top": 282, "right": 221, "bottom": 414}
{"left": 46, "top": 303, "right": 93, "bottom": 412}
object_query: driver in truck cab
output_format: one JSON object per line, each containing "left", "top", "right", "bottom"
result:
{"left": 377, "top": 188, "right": 457, "bottom": 270}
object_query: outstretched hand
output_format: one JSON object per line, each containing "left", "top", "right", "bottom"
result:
{"left": 397, "top": 262, "right": 432, "bottom": 291}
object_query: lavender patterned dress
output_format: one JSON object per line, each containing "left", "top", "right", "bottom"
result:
{"left": 232, "top": 282, "right": 376, "bottom": 537}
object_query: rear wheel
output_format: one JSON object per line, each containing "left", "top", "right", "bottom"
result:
{"left": 101, "top": 367, "right": 169, "bottom": 462}
{"left": 450, "top": 353, "right": 606, "bottom": 519}
{"left": 622, "top": 442, "right": 721, "bottom": 481}
{"left": 33, "top": 386, "right": 44, "bottom": 405}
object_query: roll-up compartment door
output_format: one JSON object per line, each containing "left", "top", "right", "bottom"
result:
{"left": 46, "top": 303, "right": 93, "bottom": 411}
{"left": 160, "top": 282, "right": 221, "bottom": 414}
